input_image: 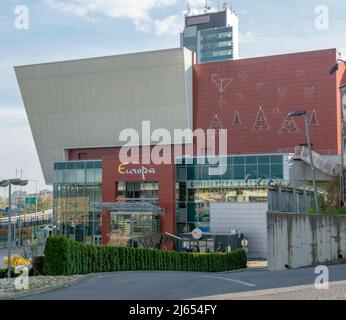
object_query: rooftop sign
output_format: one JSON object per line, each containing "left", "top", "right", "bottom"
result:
{"left": 186, "top": 15, "right": 210, "bottom": 26}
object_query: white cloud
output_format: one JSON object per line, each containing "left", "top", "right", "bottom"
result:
{"left": 239, "top": 32, "right": 256, "bottom": 43}
{"left": 0, "top": 107, "right": 27, "bottom": 121}
{"left": 46, "top": 0, "right": 179, "bottom": 33}
{"left": 154, "top": 15, "right": 183, "bottom": 35}
{"left": 187, "top": 0, "right": 206, "bottom": 7}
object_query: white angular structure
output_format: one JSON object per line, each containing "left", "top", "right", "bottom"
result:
{"left": 15, "top": 48, "right": 194, "bottom": 184}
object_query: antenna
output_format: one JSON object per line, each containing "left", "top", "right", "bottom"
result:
{"left": 204, "top": 0, "right": 211, "bottom": 13}
{"left": 186, "top": 1, "right": 191, "bottom": 15}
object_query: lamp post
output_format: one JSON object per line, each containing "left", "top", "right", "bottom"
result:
{"left": 329, "top": 59, "right": 346, "bottom": 206}
{"left": 288, "top": 111, "right": 319, "bottom": 212}
{"left": 0, "top": 179, "right": 28, "bottom": 279}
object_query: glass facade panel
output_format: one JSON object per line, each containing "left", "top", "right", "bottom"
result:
{"left": 53, "top": 160, "right": 102, "bottom": 243}
{"left": 176, "top": 154, "right": 285, "bottom": 234}
{"left": 271, "top": 164, "right": 284, "bottom": 178}
{"left": 199, "top": 26, "right": 234, "bottom": 63}
{"left": 258, "top": 164, "right": 270, "bottom": 177}
{"left": 233, "top": 165, "right": 245, "bottom": 179}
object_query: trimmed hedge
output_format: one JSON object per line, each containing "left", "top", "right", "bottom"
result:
{"left": 43, "top": 236, "right": 247, "bottom": 276}
{"left": 0, "top": 268, "right": 20, "bottom": 278}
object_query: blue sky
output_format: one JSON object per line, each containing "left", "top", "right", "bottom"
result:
{"left": 0, "top": 0, "right": 345, "bottom": 194}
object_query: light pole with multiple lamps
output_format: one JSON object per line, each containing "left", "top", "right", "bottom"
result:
{"left": 329, "top": 58, "right": 346, "bottom": 206}
{"left": 288, "top": 111, "right": 320, "bottom": 213}
{"left": 0, "top": 179, "right": 28, "bottom": 279}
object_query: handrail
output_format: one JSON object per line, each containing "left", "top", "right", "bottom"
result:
{"left": 294, "top": 146, "right": 342, "bottom": 176}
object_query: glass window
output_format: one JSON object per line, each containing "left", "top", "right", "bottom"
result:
{"left": 234, "top": 157, "right": 245, "bottom": 165}
{"left": 271, "top": 155, "right": 283, "bottom": 164}
{"left": 176, "top": 166, "right": 187, "bottom": 181}
{"left": 177, "top": 182, "right": 186, "bottom": 202}
{"left": 258, "top": 156, "right": 270, "bottom": 164}
{"left": 75, "top": 169, "right": 85, "bottom": 183}
{"left": 246, "top": 165, "right": 258, "bottom": 179}
{"left": 187, "top": 203, "right": 197, "bottom": 222}
{"left": 86, "top": 168, "right": 95, "bottom": 184}
{"left": 95, "top": 162, "right": 102, "bottom": 169}
{"left": 76, "top": 162, "right": 85, "bottom": 170}
{"left": 258, "top": 164, "right": 270, "bottom": 177}
{"left": 86, "top": 162, "right": 94, "bottom": 169}
{"left": 271, "top": 164, "right": 283, "bottom": 178}
{"left": 66, "top": 162, "right": 76, "bottom": 170}
{"left": 246, "top": 156, "right": 257, "bottom": 165}
{"left": 198, "top": 165, "right": 210, "bottom": 180}
{"left": 64, "top": 169, "right": 75, "bottom": 184}
{"left": 233, "top": 165, "right": 245, "bottom": 179}
{"left": 94, "top": 168, "right": 102, "bottom": 183}
{"left": 187, "top": 166, "right": 197, "bottom": 180}
{"left": 57, "top": 163, "right": 65, "bottom": 170}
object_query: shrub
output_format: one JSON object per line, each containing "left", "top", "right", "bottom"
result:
{"left": 31, "top": 256, "right": 45, "bottom": 276}
{"left": 43, "top": 236, "right": 247, "bottom": 276}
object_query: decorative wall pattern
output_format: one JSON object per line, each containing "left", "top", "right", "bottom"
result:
{"left": 279, "top": 114, "right": 300, "bottom": 134}
{"left": 232, "top": 111, "right": 242, "bottom": 126}
{"left": 194, "top": 48, "right": 340, "bottom": 154}
{"left": 211, "top": 73, "right": 233, "bottom": 93}
{"left": 253, "top": 106, "right": 270, "bottom": 131}
{"left": 309, "top": 110, "right": 320, "bottom": 126}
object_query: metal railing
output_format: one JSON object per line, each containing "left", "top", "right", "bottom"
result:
{"left": 268, "top": 184, "right": 316, "bottom": 213}
{"left": 0, "top": 210, "right": 53, "bottom": 229}
{"left": 294, "top": 146, "right": 342, "bottom": 177}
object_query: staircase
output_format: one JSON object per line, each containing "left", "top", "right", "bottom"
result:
{"left": 294, "top": 146, "right": 342, "bottom": 177}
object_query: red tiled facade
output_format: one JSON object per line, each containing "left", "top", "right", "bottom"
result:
{"left": 193, "top": 48, "right": 342, "bottom": 154}
{"left": 68, "top": 48, "right": 345, "bottom": 243}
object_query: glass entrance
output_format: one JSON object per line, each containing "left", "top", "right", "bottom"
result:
{"left": 110, "top": 212, "right": 159, "bottom": 237}
{"left": 117, "top": 182, "right": 158, "bottom": 200}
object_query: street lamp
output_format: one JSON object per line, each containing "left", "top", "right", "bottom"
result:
{"left": 0, "top": 179, "right": 28, "bottom": 279}
{"left": 329, "top": 58, "right": 346, "bottom": 207}
{"left": 288, "top": 111, "right": 319, "bottom": 212}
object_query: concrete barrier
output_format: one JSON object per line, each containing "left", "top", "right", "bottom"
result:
{"left": 267, "top": 212, "right": 346, "bottom": 270}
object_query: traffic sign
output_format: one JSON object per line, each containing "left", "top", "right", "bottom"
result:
{"left": 25, "top": 197, "right": 36, "bottom": 205}
{"left": 241, "top": 239, "right": 248, "bottom": 247}
{"left": 192, "top": 228, "right": 203, "bottom": 240}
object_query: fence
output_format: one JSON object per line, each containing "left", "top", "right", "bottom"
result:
{"left": 268, "top": 185, "right": 316, "bottom": 213}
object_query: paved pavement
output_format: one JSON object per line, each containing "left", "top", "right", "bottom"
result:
{"left": 20, "top": 264, "right": 346, "bottom": 300}
{"left": 194, "top": 280, "right": 346, "bottom": 300}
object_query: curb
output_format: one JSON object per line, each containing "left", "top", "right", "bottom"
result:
{"left": 0, "top": 275, "right": 89, "bottom": 300}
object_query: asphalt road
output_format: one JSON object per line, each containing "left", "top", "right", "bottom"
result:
{"left": 21, "top": 264, "right": 346, "bottom": 300}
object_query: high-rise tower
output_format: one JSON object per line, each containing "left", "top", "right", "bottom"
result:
{"left": 181, "top": 3, "right": 239, "bottom": 63}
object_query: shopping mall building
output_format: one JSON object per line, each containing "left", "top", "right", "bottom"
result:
{"left": 15, "top": 46, "right": 346, "bottom": 257}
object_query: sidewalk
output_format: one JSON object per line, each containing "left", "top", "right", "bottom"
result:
{"left": 0, "top": 275, "right": 84, "bottom": 300}
{"left": 191, "top": 280, "right": 346, "bottom": 300}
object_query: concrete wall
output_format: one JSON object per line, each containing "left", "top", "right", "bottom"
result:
{"left": 210, "top": 202, "right": 268, "bottom": 259}
{"left": 267, "top": 212, "right": 346, "bottom": 270}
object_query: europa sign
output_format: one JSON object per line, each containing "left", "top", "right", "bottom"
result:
{"left": 118, "top": 163, "right": 156, "bottom": 181}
